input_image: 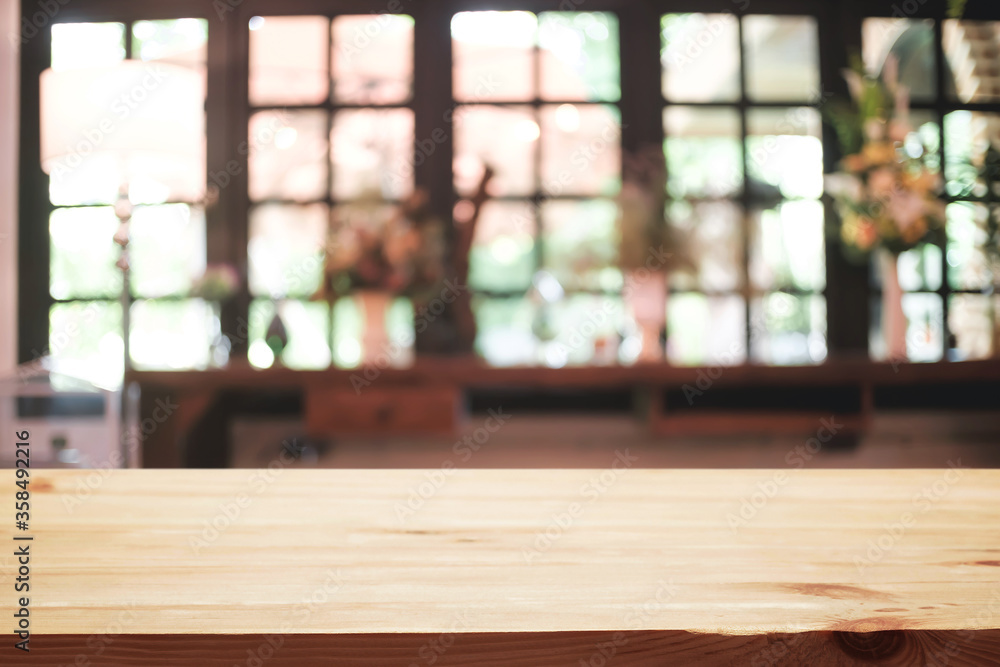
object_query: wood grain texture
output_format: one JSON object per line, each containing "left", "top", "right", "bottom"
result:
{"left": 14, "top": 630, "right": 1000, "bottom": 666}
{"left": 3, "top": 469, "right": 999, "bottom": 665}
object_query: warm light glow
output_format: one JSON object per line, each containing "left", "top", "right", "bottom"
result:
{"left": 554, "top": 104, "right": 580, "bottom": 132}
{"left": 248, "top": 339, "right": 275, "bottom": 368}
{"left": 40, "top": 61, "right": 205, "bottom": 199}
{"left": 451, "top": 11, "right": 536, "bottom": 46}
{"left": 133, "top": 22, "right": 156, "bottom": 39}
{"left": 513, "top": 119, "right": 540, "bottom": 142}
{"left": 490, "top": 237, "right": 521, "bottom": 264}
{"left": 274, "top": 126, "right": 298, "bottom": 150}
{"left": 337, "top": 338, "right": 361, "bottom": 366}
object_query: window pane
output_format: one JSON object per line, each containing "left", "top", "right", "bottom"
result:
{"left": 332, "top": 15, "right": 413, "bottom": 104}
{"left": 751, "top": 200, "right": 825, "bottom": 292}
{"left": 944, "top": 20, "right": 1000, "bottom": 103}
{"left": 48, "top": 155, "right": 119, "bottom": 207}
{"left": 468, "top": 202, "right": 536, "bottom": 293}
{"left": 130, "top": 299, "right": 215, "bottom": 370}
{"left": 908, "top": 110, "right": 942, "bottom": 172}
{"left": 539, "top": 12, "right": 620, "bottom": 102}
{"left": 542, "top": 199, "right": 619, "bottom": 291}
{"left": 661, "top": 14, "right": 740, "bottom": 102}
{"left": 902, "top": 293, "right": 944, "bottom": 362}
{"left": 248, "top": 204, "right": 327, "bottom": 298}
{"left": 248, "top": 110, "right": 328, "bottom": 202}
{"left": 331, "top": 296, "right": 362, "bottom": 368}
{"left": 664, "top": 106, "right": 741, "bottom": 199}
{"left": 750, "top": 293, "right": 826, "bottom": 365}
{"left": 249, "top": 300, "right": 331, "bottom": 370}
{"left": 473, "top": 296, "right": 538, "bottom": 366}
{"left": 668, "top": 200, "right": 744, "bottom": 293}
{"left": 331, "top": 109, "right": 414, "bottom": 200}
{"left": 743, "top": 16, "right": 819, "bottom": 102}
{"left": 49, "top": 301, "right": 123, "bottom": 390}
{"left": 51, "top": 23, "right": 125, "bottom": 71}
{"left": 129, "top": 204, "right": 206, "bottom": 297}
{"left": 896, "top": 243, "right": 943, "bottom": 292}
{"left": 947, "top": 202, "right": 994, "bottom": 290}
{"left": 50, "top": 207, "right": 121, "bottom": 300}
{"left": 331, "top": 14, "right": 413, "bottom": 105}
{"left": 129, "top": 20, "right": 209, "bottom": 204}
{"left": 547, "top": 295, "right": 624, "bottom": 366}
{"left": 944, "top": 111, "right": 1000, "bottom": 199}
{"left": 452, "top": 11, "right": 537, "bottom": 102}
{"left": 667, "top": 293, "right": 745, "bottom": 366}
{"left": 329, "top": 293, "right": 414, "bottom": 368}
{"left": 746, "top": 107, "right": 823, "bottom": 200}
{"left": 454, "top": 105, "right": 536, "bottom": 197}
{"left": 45, "top": 61, "right": 206, "bottom": 206}
{"left": 132, "top": 18, "right": 207, "bottom": 67}
{"left": 540, "top": 104, "right": 620, "bottom": 196}
{"left": 863, "top": 18, "right": 936, "bottom": 103}
{"left": 249, "top": 16, "right": 329, "bottom": 105}
{"left": 870, "top": 292, "right": 945, "bottom": 362}
{"left": 949, "top": 294, "right": 998, "bottom": 360}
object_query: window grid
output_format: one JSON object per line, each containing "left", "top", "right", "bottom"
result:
{"left": 46, "top": 18, "right": 210, "bottom": 382}
{"left": 661, "top": 12, "right": 827, "bottom": 366}
{"left": 245, "top": 14, "right": 415, "bottom": 368}
{"left": 454, "top": 52, "right": 622, "bottom": 295}
{"left": 27, "top": 3, "right": 1000, "bottom": 376}
{"left": 865, "top": 16, "right": 1000, "bottom": 361}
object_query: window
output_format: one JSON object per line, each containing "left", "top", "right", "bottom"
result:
{"left": 45, "top": 18, "right": 208, "bottom": 388}
{"left": 28, "top": 3, "right": 1000, "bottom": 380}
{"left": 243, "top": 14, "right": 415, "bottom": 369}
{"left": 661, "top": 13, "right": 826, "bottom": 367}
{"left": 451, "top": 10, "right": 623, "bottom": 366}
{"left": 864, "top": 16, "right": 1000, "bottom": 361}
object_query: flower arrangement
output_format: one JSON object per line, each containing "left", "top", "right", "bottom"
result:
{"left": 311, "top": 190, "right": 434, "bottom": 302}
{"left": 825, "top": 56, "right": 946, "bottom": 260}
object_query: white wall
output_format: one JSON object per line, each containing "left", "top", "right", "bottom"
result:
{"left": 0, "top": 0, "right": 18, "bottom": 375}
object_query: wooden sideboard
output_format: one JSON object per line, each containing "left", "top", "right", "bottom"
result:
{"left": 126, "top": 358, "right": 1000, "bottom": 468}
{"left": 5, "top": 468, "right": 999, "bottom": 665}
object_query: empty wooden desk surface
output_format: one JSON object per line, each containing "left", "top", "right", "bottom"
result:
{"left": 3, "top": 468, "right": 1000, "bottom": 665}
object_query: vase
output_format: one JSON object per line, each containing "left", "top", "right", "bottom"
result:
{"left": 264, "top": 310, "right": 288, "bottom": 364}
{"left": 626, "top": 269, "right": 668, "bottom": 362}
{"left": 356, "top": 290, "right": 393, "bottom": 366}
{"left": 879, "top": 250, "right": 907, "bottom": 362}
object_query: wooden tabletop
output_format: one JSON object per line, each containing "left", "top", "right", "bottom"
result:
{"left": 5, "top": 468, "right": 1000, "bottom": 665}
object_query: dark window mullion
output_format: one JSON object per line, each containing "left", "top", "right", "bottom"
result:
{"left": 18, "top": 12, "right": 53, "bottom": 363}
{"left": 124, "top": 20, "right": 133, "bottom": 59}
{"left": 933, "top": 15, "right": 952, "bottom": 359}
{"left": 532, "top": 19, "right": 544, "bottom": 279}
{"left": 250, "top": 102, "right": 424, "bottom": 112}
{"left": 737, "top": 15, "right": 753, "bottom": 361}
{"left": 219, "top": 6, "right": 252, "bottom": 361}
{"left": 326, "top": 15, "right": 336, "bottom": 366}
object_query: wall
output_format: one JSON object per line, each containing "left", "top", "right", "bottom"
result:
{"left": 0, "top": 0, "right": 17, "bottom": 375}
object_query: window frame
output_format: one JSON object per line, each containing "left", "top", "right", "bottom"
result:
{"left": 20, "top": 0, "right": 1000, "bottom": 371}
